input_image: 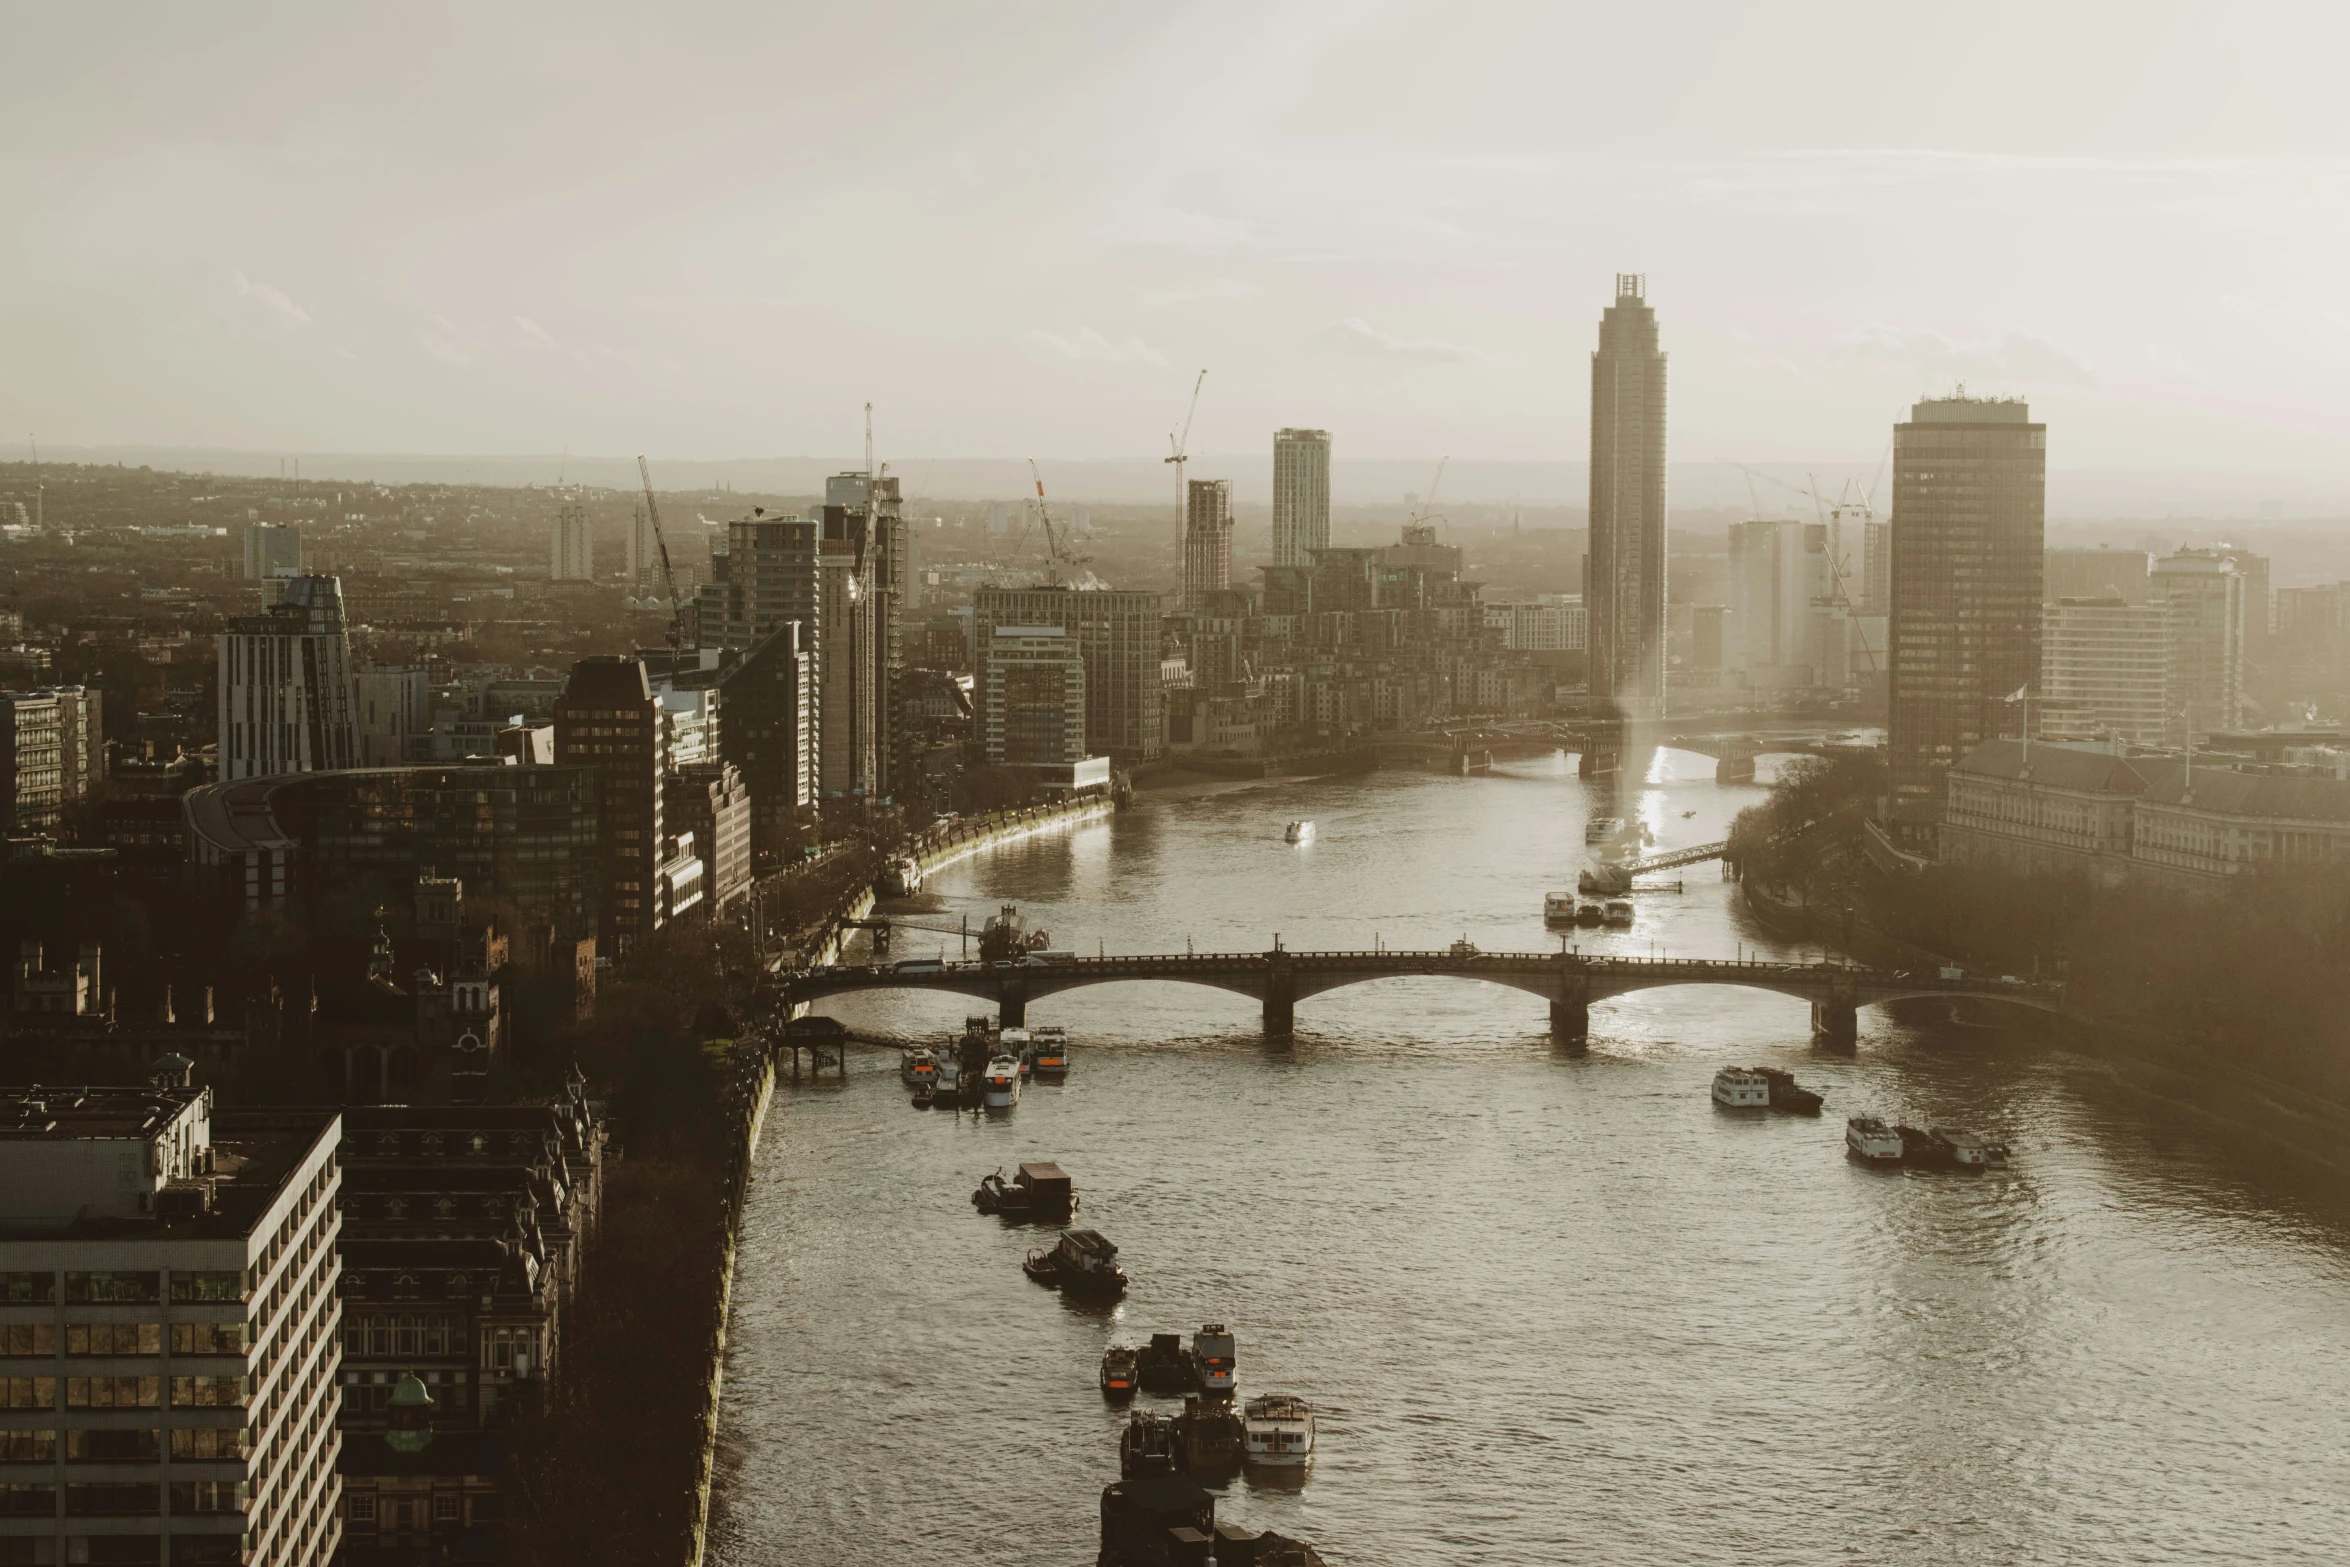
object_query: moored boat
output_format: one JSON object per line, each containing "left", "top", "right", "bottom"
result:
{"left": 880, "top": 855, "right": 924, "bottom": 897}
{"left": 1100, "top": 1344, "right": 1139, "bottom": 1401}
{"left": 1285, "top": 820, "right": 1315, "bottom": 844}
{"left": 1241, "top": 1394, "right": 1316, "bottom": 1468}
{"left": 1031, "top": 1025, "right": 1071, "bottom": 1079}
{"left": 1602, "top": 899, "right": 1634, "bottom": 927}
{"left": 1543, "top": 891, "right": 1578, "bottom": 925}
{"left": 981, "top": 1054, "right": 1022, "bottom": 1110}
{"left": 1191, "top": 1324, "right": 1236, "bottom": 1396}
{"left": 971, "top": 1168, "right": 1032, "bottom": 1216}
{"left": 1576, "top": 899, "right": 1605, "bottom": 926}
{"left": 910, "top": 1081, "right": 935, "bottom": 1110}
{"left": 1138, "top": 1333, "right": 1192, "bottom": 1394}
{"left": 1023, "top": 1229, "right": 1127, "bottom": 1297}
{"left": 1846, "top": 1116, "right": 1903, "bottom": 1164}
{"left": 1014, "top": 1161, "right": 1075, "bottom": 1220}
{"left": 1897, "top": 1124, "right": 1957, "bottom": 1167}
{"left": 1935, "top": 1127, "right": 1993, "bottom": 1168}
{"left": 999, "top": 1027, "right": 1034, "bottom": 1079}
{"left": 1118, "top": 1409, "right": 1176, "bottom": 1478}
{"left": 1711, "top": 1067, "right": 1771, "bottom": 1108}
{"left": 1755, "top": 1067, "right": 1824, "bottom": 1114}
{"left": 898, "top": 1046, "right": 938, "bottom": 1089}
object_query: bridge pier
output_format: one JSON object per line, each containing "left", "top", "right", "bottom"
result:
{"left": 1550, "top": 998, "right": 1588, "bottom": 1048}
{"left": 1715, "top": 754, "right": 1756, "bottom": 785}
{"left": 1810, "top": 999, "right": 1856, "bottom": 1049}
{"left": 1263, "top": 953, "right": 1295, "bottom": 1036}
{"left": 997, "top": 979, "right": 1028, "bottom": 1029}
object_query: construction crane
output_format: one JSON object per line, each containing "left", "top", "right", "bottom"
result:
{"left": 1164, "top": 368, "right": 1206, "bottom": 512}
{"left": 1719, "top": 459, "right": 1883, "bottom": 677}
{"left": 1405, "top": 455, "right": 1451, "bottom": 537}
{"left": 1026, "top": 459, "right": 1087, "bottom": 586}
{"left": 636, "top": 455, "right": 687, "bottom": 653}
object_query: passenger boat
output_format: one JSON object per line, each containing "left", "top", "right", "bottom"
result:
{"left": 1711, "top": 1067, "right": 1771, "bottom": 1109}
{"left": 1285, "top": 820, "right": 1315, "bottom": 844}
{"left": 1241, "top": 1395, "right": 1316, "bottom": 1468}
{"left": 1448, "top": 937, "right": 1480, "bottom": 958}
{"left": 1190, "top": 1324, "right": 1236, "bottom": 1396}
{"left": 1100, "top": 1344, "right": 1139, "bottom": 1401}
{"left": 1576, "top": 900, "right": 1605, "bottom": 927}
{"left": 1543, "top": 891, "right": 1578, "bottom": 925}
{"left": 1023, "top": 1229, "right": 1127, "bottom": 1297}
{"left": 999, "top": 1027, "right": 1034, "bottom": 1079}
{"left": 1119, "top": 1409, "right": 1176, "bottom": 1479}
{"left": 898, "top": 1047, "right": 938, "bottom": 1089}
{"left": 1602, "top": 899, "right": 1634, "bottom": 927}
{"left": 1585, "top": 815, "right": 1626, "bottom": 847}
{"left": 1845, "top": 1117, "right": 1904, "bottom": 1164}
{"left": 981, "top": 1055, "right": 1022, "bottom": 1110}
{"left": 1754, "top": 1067, "right": 1823, "bottom": 1114}
{"left": 932, "top": 1056, "right": 962, "bottom": 1104}
{"left": 1138, "top": 1333, "right": 1192, "bottom": 1394}
{"left": 1030, "top": 1025, "right": 1070, "bottom": 1080}
{"left": 1935, "top": 1128, "right": 1993, "bottom": 1169}
{"left": 1897, "top": 1124, "right": 1957, "bottom": 1167}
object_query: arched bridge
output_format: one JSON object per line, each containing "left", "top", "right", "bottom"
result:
{"left": 781, "top": 949, "right": 2066, "bottom": 1046}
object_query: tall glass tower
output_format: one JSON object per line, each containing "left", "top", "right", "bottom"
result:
{"left": 1588, "top": 275, "right": 1668, "bottom": 717}
{"left": 1271, "top": 427, "right": 1331, "bottom": 568}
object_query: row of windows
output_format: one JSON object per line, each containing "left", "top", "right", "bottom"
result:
{"left": 0, "top": 1480, "right": 245, "bottom": 1516}
{"left": 0, "top": 1271, "right": 244, "bottom": 1306}
{"left": 0, "top": 1323, "right": 242, "bottom": 1357}
{"left": 1, "top": 1428, "right": 247, "bottom": 1463}
{"left": 0, "top": 1375, "right": 249, "bottom": 1410}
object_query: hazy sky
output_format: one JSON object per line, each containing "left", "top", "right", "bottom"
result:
{"left": 7, "top": 0, "right": 2348, "bottom": 475}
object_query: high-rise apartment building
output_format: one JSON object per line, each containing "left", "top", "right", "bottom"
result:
{"left": 1588, "top": 274, "right": 1669, "bottom": 716}
{"left": 2041, "top": 597, "right": 2171, "bottom": 744}
{"left": 2045, "top": 547, "right": 2150, "bottom": 605}
{"left": 2152, "top": 550, "right": 2245, "bottom": 739}
{"left": 242, "top": 522, "right": 301, "bottom": 581}
{"left": 715, "top": 623, "right": 813, "bottom": 859}
{"left": 1182, "top": 479, "right": 1234, "bottom": 612}
{"left": 554, "top": 657, "right": 664, "bottom": 956}
{"left": 0, "top": 1084, "right": 343, "bottom": 1567}
{"left": 1886, "top": 395, "right": 2045, "bottom": 841}
{"left": 550, "top": 504, "right": 594, "bottom": 582}
{"left": 815, "top": 506, "right": 878, "bottom": 802}
{"left": 1271, "top": 429, "right": 1332, "bottom": 569}
{"left": 826, "top": 473, "right": 906, "bottom": 799}
{"left": 0, "top": 692, "right": 64, "bottom": 831}
{"left": 218, "top": 576, "right": 360, "bottom": 782}
{"left": 971, "top": 587, "right": 1164, "bottom": 765}
{"left": 354, "top": 665, "right": 430, "bottom": 767}
{"left": 46, "top": 686, "right": 101, "bottom": 807}
{"left": 980, "top": 625, "right": 1087, "bottom": 768}
{"left": 1724, "top": 520, "right": 1827, "bottom": 679}
{"left": 695, "top": 513, "right": 820, "bottom": 654}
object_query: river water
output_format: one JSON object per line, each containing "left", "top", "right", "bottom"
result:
{"left": 708, "top": 751, "right": 2350, "bottom": 1566}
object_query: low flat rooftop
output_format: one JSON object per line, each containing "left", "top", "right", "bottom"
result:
{"left": 1, "top": 1084, "right": 202, "bottom": 1140}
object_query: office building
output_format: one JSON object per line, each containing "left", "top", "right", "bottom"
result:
{"left": 0, "top": 1084, "right": 343, "bottom": 1567}
{"left": 0, "top": 692, "right": 63, "bottom": 832}
{"left": 827, "top": 472, "right": 907, "bottom": 798}
{"left": 2152, "top": 549, "right": 2246, "bottom": 739}
{"left": 553, "top": 658, "right": 664, "bottom": 955}
{"left": 1859, "top": 519, "right": 1892, "bottom": 614}
{"left": 217, "top": 576, "right": 360, "bottom": 782}
{"left": 667, "top": 763, "right": 752, "bottom": 912}
{"left": 1182, "top": 479, "right": 1234, "bottom": 612}
{"left": 46, "top": 686, "right": 101, "bottom": 808}
{"left": 2041, "top": 598, "right": 2171, "bottom": 744}
{"left": 2199, "top": 543, "right": 2272, "bottom": 653}
{"left": 1724, "top": 520, "right": 1826, "bottom": 682}
{"left": 1587, "top": 274, "right": 1669, "bottom": 716}
{"left": 1482, "top": 598, "right": 1587, "bottom": 653}
{"left": 980, "top": 625, "right": 1087, "bottom": 767}
{"left": 816, "top": 506, "right": 878, "bottom": 802}
{"left": 695, "top": 513, "right": 820, "bottom": 656}
{"left": 1886, "top": 395, "right": 2045, "bottom": 842}
{"left": 242, "top": 522, "right": 301, "bottom": 581}
{"left": 1271, "top": 429, "right": 1332, "bottom": 569}
{"left": 354, "top": 665, "right": 430, "bottom": 768}
{"left": 971, "top": 587, "right": 1164, "bottom": 765}
{"left": 715, "top": 623, "right": 814, "bottom": 860}
{"left": 550, "top": 504, "right": 594, "bottom": 582}
{"left": 2045, "top": 547, "right": 2150, "bottom": 605}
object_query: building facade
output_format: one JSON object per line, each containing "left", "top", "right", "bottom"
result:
{"left": 970, "top": 588, "right": 1163, "bottom": 766}
{"left": 549, "top": 505, "right": 593, "bottom": 583}
{"left": 1587, "top": 274, "right": 1668, "bottom": 717}
{"left": 242, "top": 523, "right": 301, "bottom": 582}
{"left": 553, "top": 659, "right": 664, "bottom": 956}
{"left": 979, "top": 625, "right": 1087, "bottom": 768}
{"left": 354, "top": 666, "right": 430, "bottom": 769}
{"left": 0, "top": 1087, "right": 342, "bottom": 1567}
{"left": 714, "top": 623, "right": 813, "bottom": 861}
{"left": 1182, "top": 479, "right": 1234, "bottom": 613}
{"left": 1886, "top": 396, "right": 2045, "bottom": 841}
{"left": 0, "top": 694, "right": 64, "bottom": 833}
{"left": 1271, "top": 429, "right": 1331, "bottom": 570}
{"left": 217, "top": 577, "right": 360, "bottom": 783}
{"left": 666, "top": 763, "right": 751, "bottom": 913}
{"left": 2045, "top": 547, "right": 2150, "bottom": 605}
{"left": 2151, "top": 549, "right": 2245, "bottom": 739}
{"left": 2041, "top": 598, "right": 2170, "bottom": 745}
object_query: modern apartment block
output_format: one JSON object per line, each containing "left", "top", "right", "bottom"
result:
{"left": 1885, "top": 395, "right": 2046, "bottom": 843}
{"left": 553, "top": 658, "right": 664, "bottom": 956}
{"left": 549, "top": 505, "right": 594, "bottom": 583}
{"left": 48, "top": 688, "right": 102, "bottom": 810}
{"left": 0, "top": 694, "right": 64, "bottom": 833}
{"left": 241, "top": 524, "right": 301, "bottom": 582}
{"left": 2041, "top": 598, "right": 2171, "bottom": 745}
{"left": 714, "top": 623, "right": 813, "bottom": 859}
{"left": 814, "top": 506, "right": 878, "bottom": 804}
{"left": 971, "top": 588, "right": 1164, "bottom": 766}
{"left": 666, "top": 763, "right": 752, "bottom": 913}
{"left": 695, "top": 514, "right": 820, "bottom": 656}
{"left": 217, "top": 577, "right": 360, "bottom": 783}
{"left": 2151, "top": 549, "right": 2246, "bottom": 739}
{"left": 1587, "top": 274, "right": 1669, "bottom": 717}
{"left": 826, "top": 472, "right": 906, "bottom": 799}
{"left": 0, "top": 1082, "right": 343, "bottom": 1567}
{"left": 1271, "top": 429, "right": 1331, "bottom": 570}
{"left": 353, "top": 667, "right": 430, "bottom": 768}
{"left": 1181, "top": 480, "right": 1234, "bottom": 613}
{"left": 979, "top": 625, "right": 1087, "bottom": 770}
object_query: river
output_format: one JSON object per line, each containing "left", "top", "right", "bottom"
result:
{"left": 708, "top": 751, "right": 2350, "bottom": 1566}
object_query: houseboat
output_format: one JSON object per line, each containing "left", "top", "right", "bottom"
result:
{"left": 1543, "top": 891, "right": 1578, "bottom": 925}
{"left": 1711, "top": 1067, "right": 1772, "bottom": 1109}
{"left": 981, "top": 1055, "right": 1022, "bottom": 1110}
{"left": 1030, "top": 1025, "right": 1071, "bottom": 1080}
{"left": 1846, "top": 1117, "right": 1904, "bottom": 1164}
{"left": 1285, "top": 820, "right": 1315, "bottom": 844}
{"left": 1191, "top": 1325, "right": 1237, "bottom": 1396}
{"left": 1100, "top": 1345, "right": 1139, "bottom": 1401}
{"left": 1935, "top": 1128, "right": 1994, "bottom": 1169}
{"left": 1023, "top": 1229, "right": 1127, "bottom": 1298}
{"left": 1602, "top": 899, "right": 1635, "bottom": 927}
{"left": 1241, "top": 1395, "right": 1316, "bottom": 1468}
{"left": 1013, "top": 1161, "right": 1074, "bottom": 1220}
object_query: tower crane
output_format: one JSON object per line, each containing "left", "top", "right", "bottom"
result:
{"left": 1164, "top": 368, "right": 1206, "bottom": 514}
{"left": 637, "top": 455, "right": 687, "bottom": 653}
{"left": 1405, "top": 455, "right": 1451, "bottom": 537}
{"left": 1718, "top": 459, "right": 1883, "bottom": 677}
{"left": 1026, "top": 459, "right": 1087, "bottom": 586}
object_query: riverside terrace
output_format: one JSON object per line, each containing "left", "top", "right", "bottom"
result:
{"left": 780, "top": 948, "right": 2069, "bottom": 1046}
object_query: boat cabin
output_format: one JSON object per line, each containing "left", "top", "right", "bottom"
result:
{"left": 1016, "top": 1161, "right": 1073, "bottom": 1212}
{"left": 1053, "top": 1229, "right": 1120, "bottom": 1276}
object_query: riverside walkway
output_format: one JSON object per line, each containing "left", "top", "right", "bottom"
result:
{"left": 782, "top": 947, "right": 2066, "bottom": 1046}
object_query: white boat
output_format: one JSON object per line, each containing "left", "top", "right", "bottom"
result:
{"left": 981, "top": 1054, "right": 1022, "bottom": 1110}
{"left": 1846, "top": 1117, "right": 1903, "bottom": 1164}
{"left": 1242, "top": 1394, "right": 1315, "bottom": 1468}
{"left": 1285, "top": 820, "right": 1315, "bottom": 844}
{"left": 933, "top": 1056, "right": 962, "bottom": 1100}
{"left": 1191, "top": 1324, "right": 1236, "bottom": 1395}
{"left": 1585, "top": 816, "right": 1624, "bottom": 846}
{"left": 1543, "top": 891, "right": 1578, "bottom": 925}
{"left": 1935, "top": 1127, "right": 1993, "bottom": 1169}
{"left": 1711, "top": 1067, "right": 1771, "bottom": 1109}
{"left": 880, "top": 855, "right": 924, "bottom": 897}
{"left": 1602, "top": 899, "right": 1634, "bottom": 927}
{"left": 898, "top": 1047, "right": 938, "bottom": 1089}
{"left": 1030, "top": 1025, "right": 1070, "bottom": 1080}
{"left": 999, "top": 1027, "right": 1034, "bottom": 1079}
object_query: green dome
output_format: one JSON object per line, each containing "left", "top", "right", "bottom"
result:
{"left": 384, "top": 1372, "right": 436, "bottom": 1453}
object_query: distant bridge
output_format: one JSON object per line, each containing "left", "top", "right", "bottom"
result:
{"left": 782, "top": 949, "right": 2065, "bottom": 1046}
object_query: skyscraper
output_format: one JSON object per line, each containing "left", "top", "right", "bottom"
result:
{"left": 1271, "top": 429, "right": 1331, "bottom": 568}
{"left": 1588, "top": 275, "right": 1669, "bottom": 716}
{"left": 551, "top": 503, "right": 594, "bottom": 581}
{"left": 554, "top": 656, "right": 664, "bottom": 955}
{"left": 827, "top": 471, "right": 906, "bottom": 799}
{"left": 1886, "top": 395, "right": 2046, "bottom": 840}
{"left": 243, "top": 520, "right": 301, "bottom": 580}
{"left": 2152, "top": 549, "right": 2246, "bottom": 739}
{"left": 218, "top": 575, "right": 360, "bottom": 781}
{"left": 816, "top": 504, "right": 878, "bottom": 802}
{"left": 1182, "top": 479, "right": 1234, "bottom": 611}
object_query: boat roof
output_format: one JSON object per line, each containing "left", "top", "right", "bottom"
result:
{"left": 1061, "top": 1229, "right": 1118, "bottom": 1259}
{"left": 1018, "top": 1161, "right": 1069, "bottom": 1182}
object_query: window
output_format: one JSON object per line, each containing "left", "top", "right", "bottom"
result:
{"left": 168, "top": 1427, "right": 249, "bottom": 1460}
{"left": 67, "top": 1377, "right": 159, "bottom": 1409}
{"left": 65, "top": 1272, "right": 159, "bottom": 1304}
{"left": 170, "top": 1375, "right": 247, "bottom": 1408}
{"left": 0, "top": 1324, "right": 54, "bottom": 1357}
{"left": 348, "top": 1494, "right": 377, "bottom": 1524}
{"left": 66, "top": 1323, "right": 160, "bottom": 1356}
{"left": 64, "top": 1482, "right": 162, "bottom": 1516}
{"left": 67, "top": 1430, "right": 159, "bottom": 1462}
{"left": 0, "top": 1273, "right": 53, "bottom": 1304}
{"left": 395, "top": 1316, "right": 419, "bottom": 1357}
{"left": 1, "top": 1378, "right": 55, "bottom": 1409}
{"left": 168, "top": 1480, "right": 246, "bottom": 1515}
{"left": 169, "top": 1322, "right": 246, "bottom": 1356}
{"left": 0, "top": 1482, "right": 55, "bottom": 1517}
{"left": 0, "top": 1430, "right": 55, "bottom": 1464}
{"left": 434, "top": 1492, "right": 462, "bottom": 1522}
{"left": 167, "top": 1271, "right": 245, "bottom": 1304}
{"left": 169, "top": 1538, "right": 242, "bottom": 1567}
